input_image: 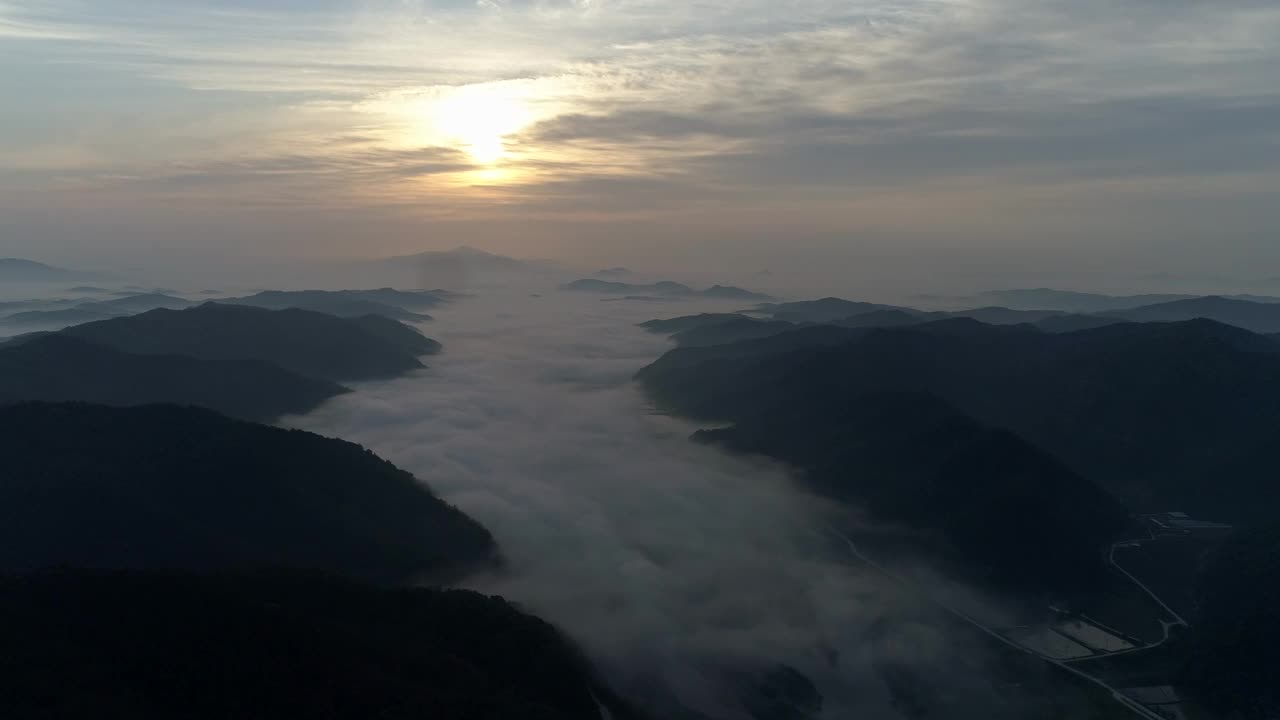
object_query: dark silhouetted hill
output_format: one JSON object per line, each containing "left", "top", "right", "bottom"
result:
{"left": 1182, "top": 523, "right": 1280, "bottom": 719}
{"left": 0, "top": 403, "right": 496, "bottom": 583}
{"left": 348, "top": 313, "right": 442, "bottom": 355}
{"left": 391, "top": 246, "right": 528, "bottom": 270}
{"left": 1032, "top": 313, "right": 1123, "bottom": 333}
{"left": 77, "top": 292, "right": 193, "bottom": 314}
{"left": 832, "top": 309, "right": 926, "bottom": 329}
{"left": 672, "top": 317, "right": 798, "bottom": 347}
{"left": 1111, "top": 296, "right": 1280, "bottom": 333}
{"left": 700, "top": 285, "right": 774, "bottom": 300}
{"left": 752, "top": 297, "right": 910, "bottom": 324}
{"left": 753, "top": 298, "right": 1067, "bottom": 327}
{"left": 640, "top": 313, "right": 751, "bottom": 334}
{"left": 0, "top": 569, "right": 638, "bottom": 720}
{"left": 638, "top": 318, "right": 1280, "bottom": 524}
{"left": 947, "top": 306, "right": 1064, "bottom": 325}
{"left": 564, "top": 279, "right": 771, "bottom": 300}
{"left": 223, "top": 289, "right": 441, "bottom": 320}
{"left": 0, "top": 335, "right": 344, "bottom": 421}
{"left": 0, "top": 258, "right": 94, "bottom": 281}
{"left": 564, "top": 278, "right": 695, "bottom": 295}
{"left": 2, "top": 307, "right": 116, "bottom": 327}
{"left": 381, "top": 247, "right": 534, "bottom": 288}
{"left": 692, "top": 390, "right": 1127, "bottom": 592}
{"left": 56, "top": 303, "right": 436, "bottom": 382}
{"left": 973, "top": 288, "right": 1194, "bottom": 313}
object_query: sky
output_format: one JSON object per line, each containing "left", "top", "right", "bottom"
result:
{"left": 2, "top": 0, "right": 1278, "bottom": 289}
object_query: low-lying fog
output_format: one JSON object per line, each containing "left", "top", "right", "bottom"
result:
{"left": 287, "top": 291, "right": 1010, "bottom": 719}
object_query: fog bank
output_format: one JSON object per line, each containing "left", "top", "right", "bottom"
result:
{"left": 287, "top": 291, "right": 1010, "bottom": 718}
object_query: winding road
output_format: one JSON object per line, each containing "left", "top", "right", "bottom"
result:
{"left": 830, "top": 529, "right": 1170, "bottom": 720}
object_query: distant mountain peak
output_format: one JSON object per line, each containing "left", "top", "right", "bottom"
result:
{"left": 447, "top": 245, "right": 502, "bottom": 257}
{"left": 0, "top": 258, "right": 55, "bottom": 270}
{"left": 0, "top": 258, "right": 93, "bottom": 281}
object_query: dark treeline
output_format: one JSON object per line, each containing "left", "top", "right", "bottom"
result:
{"left": 0, "top": 569, "right": 638, "bottom": 720}
{"left": 0, "top": 402, "right": 638, "bottom": 720}
{"left": 0, "top": 303, "right": 443, "bottom": 421}
{"left": 639, "top": 302, "right": 1280, "bottom": 718}
{"left": 640, "top": 317, "right": 1280, "bottom": 524}
{"left": 1182, "top": 523, "right": 1280, "bottom": 719}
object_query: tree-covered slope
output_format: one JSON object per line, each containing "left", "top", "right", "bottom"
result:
{"left": 1182, "top": 523, "right": 1280, "bottom": 719}
{"left": 0, "top": 403, "right": 496, "bottom": 583}
{"left": 0, "top": 569, "right": 637, "bottom": 720}
{"left": 57, "top": 303, "right": 436, "bottom": 382}
{"left": 694, "top": 391, "right": 1128, "bottom": 591}
{"left": 639, "top": 318, "right": 1280, "bottom": 522}
{"left": 0, "top": 335, "right": 344, "bottom": 421}
{"left": 222, "top": 289, "right": 440, "bottom": 321}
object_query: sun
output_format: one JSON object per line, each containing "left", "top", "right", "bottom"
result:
{"left": 428, "top": 84, "right": 532, "bottom": 165}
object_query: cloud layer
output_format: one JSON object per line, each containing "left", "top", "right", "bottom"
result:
{"left": 286, "top": 290, "right": 1091, "bottom": 718}
{"left": 2, "top": 0, "right": 1278, "bottom": 287}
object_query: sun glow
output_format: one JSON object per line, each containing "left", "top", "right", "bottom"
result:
{"left": 427, "top": 84, "right": 533, "bottom": 164}
{"left": 363, "top": 77, "right": 579, "bottom": 189}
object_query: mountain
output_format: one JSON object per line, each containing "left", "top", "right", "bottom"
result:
{"left": 699, "top": 285, "right": 774, "bottom": 300}
{"left": 0, "top": 298, "right": 79, "bottom": 314}
{"left": 972, "top": 288, "right": 1194, "bottom": 312}
{"left": 650, "top": 304, "right": 1117, "bottom": 349}
{"left": 0, "top": 335, "right": 344, "bottom": 421}
{"left": 76, "top": 292, "right": 193, "bottom": 314}
{"left": 751, "top": 297, "right": 910, "bottom": 323}
{"left": 947, "top": 306, "right": 1066, "bottom": 325}
{"left": 636, "top": 325, "right": 1128, "bottom": 590}
{"left": 54, "top": 303, "right": 437, "bottom": 382}
{"left": 832, "top": 309, "right": 925, "bottom": 328}
{"left": 671, "top": 317, "right": 798, "bottom": 348}
{"left": 0, "top": 258, "right": 93, "bottom": 281}
{"left": 646, "top": 308, "right": 923, "bottom": 347}
{"left": 1229, "top": 294, "right": 1280, "bottom": 304}
{"left": 382, "top": 247, "right": 532, "bottom": 288}
{"left": 334, "top": 287, "right": 446, "bottom": 310}
{"left": 1, "top": 307, "right": 116, "bottom": 327}
{"left": 222, "top": 289, "right": 437, "bottom": 321}
{"left": 348, "top": 313, "right": 443, "bottom": 355}
{"left": 1182, "top": 523, "right": 1280, "bottom": 719}
{"left": 563, "top": 278, "right": 694, "bottom": 295}
{"left": 0, "top": 402, "right": 495, "bottom": 582}
{"left": 1110, "top": 296, "right": 1280, "bottom": 333}
{"left": 693, "top": 391, "right": 1128, "bottom": 591}
{"left": 640, "top": 313, "right": 755, "bottom": 334}
{"left": 374, "top": 247, "right": 538, "bottom": 289}
{"left": 391, "top": 245, "right": 527, "bottom": 270}
{"left": 563, "top": 279, "right": 771, "bottom": 299}
{"left": 641, "top": 309, "right": 903, "bottom": 348}
{"left": 753, "top": 299, "right": 1068, "bottom": 326}
{"left": 596, "top": 267, "right": 634, "bottom": 278}
{"left": 0, "top": 570, "right": 637, "bottom": 720}
{"left": 1031, "top": 313, "right": 1124, "bottom": 333}
{"left": 638, "top": 318, "right": 1280, "bottom": 524}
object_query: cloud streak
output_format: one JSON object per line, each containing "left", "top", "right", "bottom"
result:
{"left": 2, "top": 0, "right": 1278, "bottom": 285}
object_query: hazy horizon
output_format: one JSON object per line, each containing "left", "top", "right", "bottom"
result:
{"left": 3, "top": 1, "right": 1279, "bottom": 293}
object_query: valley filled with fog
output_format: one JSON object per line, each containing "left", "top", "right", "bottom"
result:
{"left": 3, "top": 250, "right": 1277, "bottom": 719}
{"left": 6, "top": 0, "right": 1279, "bottom": 715}
{"left": 285, "top": 291, "right": 882, "bottom": 716}
{"left": 282, "top": 289, "right": 1101, "bottom": 719}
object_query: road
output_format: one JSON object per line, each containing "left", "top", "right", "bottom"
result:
{"left": 1108, "top": 538, "right": 1190, "bottom": 628}
{"left": 830, "top": 529, "right": 1170, "bottom": 720}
